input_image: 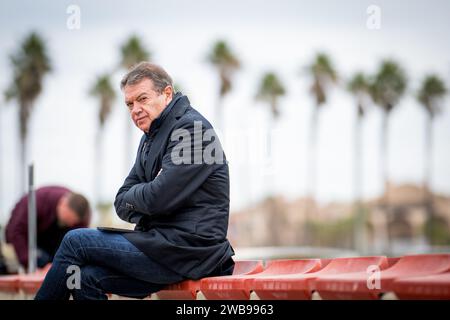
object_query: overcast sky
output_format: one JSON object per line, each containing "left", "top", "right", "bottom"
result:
{"left": 0, "top": 0, "right": 449, "bottom": 224}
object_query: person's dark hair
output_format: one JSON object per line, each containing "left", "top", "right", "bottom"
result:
{"left": 120, "top": 62, "right": 173, "bottom": 93}
{"left": 67, "top": 193, "right": 91, "bottom": 223}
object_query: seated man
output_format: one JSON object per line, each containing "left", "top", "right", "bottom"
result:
{"left": 35, "top": 62, "right": 235, "bottom": 300}
{"left": 5, "top": 186, "right": 91, "bottom": 269}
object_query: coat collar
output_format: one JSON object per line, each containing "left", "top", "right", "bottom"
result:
{"left": 146, "top": 92, "right": 187, "bottom": 137}
{"left": 139, "top": 92, "right": 190, "bottom": 181}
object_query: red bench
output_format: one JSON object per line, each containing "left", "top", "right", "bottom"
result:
{"left": 19, "top": 274, "right": 47, "bottom": 295}
{"left": 387, "top": 257, "right": 401, "bottom": 267}
{"left": 18, "top": 264, "right": 52, "bottom": 295}
{"left": 2, "top": 256, "right": 449, "bottom": 300}
{"left": 0, "top": 275, "right": 21, "bottom": 294}
{"left": 0, "top": 264, "right": 50, "bottom": 297}
{"left": 155, "top": 260, "right": 264, "bottom": 299}
{"left": 392, "top": 272, "right": 450, "bottom": 300}
{"left": 200, "top": 259, "right": 324, "bottom": 300}
{"left": 251, "top": 256, "right": 388, "bottom": 300}
{"left": 314, "top": 254, "right": 450, "bottom": 300}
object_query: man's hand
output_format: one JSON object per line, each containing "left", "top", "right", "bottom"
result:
{"left": 134, "top": 215, "right": 152, "bottom": 232}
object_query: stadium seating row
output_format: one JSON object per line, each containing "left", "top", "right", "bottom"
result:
{"left": 0, "top": 254, "right": 449, "bottom": 300}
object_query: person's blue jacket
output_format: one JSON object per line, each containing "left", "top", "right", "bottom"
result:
{"left": 114, "top": 92, "right": 235, "bottom": 280}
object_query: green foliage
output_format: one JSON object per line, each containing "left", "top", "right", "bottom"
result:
{"left": 306, "top": 53, "right": 338, "bottom": 106}
{"left": 348, "top": 72, "right": 371, "bottom": 117}
{"left": 424, "top": 216, "right": 450, "bottom": 245}
{"left": 370, "top": 60, "right": 407, "bottom": 113}
{"left": 306, "top": 215, "right": 357, "bottom": 249}
{"left": 207, "top": 40, "right": 240, "bottom": 96}
{"left": 256, "top": 72, "right": 286, "bottom": 119}
{"left": 417, "top": 74, "right": 447, "bottom": 118}
{"left": 89, "top": 74, "right": 116, "bottom": 126}
{"left": 120, "top": 35, "right": 150, "bottom": 70}
{"left": 4, "top": 32, "right": 52, "bottom": 140}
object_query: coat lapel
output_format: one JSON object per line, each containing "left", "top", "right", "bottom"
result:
{"left": 135, "top": 136, "right": 148, "bottom": 182}
{"left": 144, "top": 96, "right": 190, "bottom": 181}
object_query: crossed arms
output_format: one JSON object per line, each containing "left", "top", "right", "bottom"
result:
{"left": 114, "top": 120, "right": 218, "bottom": 224}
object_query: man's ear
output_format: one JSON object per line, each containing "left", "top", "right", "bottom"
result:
{"left": 164, "top": 85, "right": 173, "bottom": 101}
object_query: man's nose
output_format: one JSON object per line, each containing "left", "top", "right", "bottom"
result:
{"left": 131, "top": 103, "right": 142, "bottom": 116}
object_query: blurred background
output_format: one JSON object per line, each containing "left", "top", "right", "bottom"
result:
{"left": 0, "top": 0, "right": 449, "bottom": 262}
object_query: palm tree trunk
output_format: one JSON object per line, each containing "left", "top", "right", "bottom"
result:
{"left": 353, "top": 111, "right": 366, "bottom": 254}
{"left": 20, "top": 137, "right": 26, "bottom": 194}
{"left": 266, "top": 99, "right": 278, "bottom": 197}
{"left": 304, "top": 105, "right": 319, "bottom": 245}
{"left": 215, "top": 95, "right": 224, "bottom": 135}
{"left": 424, "top": 114, "right": 434, "bottom": 222}
{"left": 380, "top": 111, "right": 391, "bottom": 253}
{"left": 19, "top": 103, "right": 30, "bottom": 194}
{"left": 94, "top": 128, "right": 103, "bottom": 215}
{"left": 381, "top": 114, "right": 389, "bottom": 198}
{"left": 266, "top": 103, "right": 279, "bottom": 245}
{"left": 268, "top": 197, "right": 281, "bottom": 245}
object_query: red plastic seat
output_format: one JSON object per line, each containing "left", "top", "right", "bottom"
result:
{"left": 17, "top": 264, "right": 51, "bottom": 295}
{"left": 155, "top": 260, "right": 264, "bottom": 300}
{"left": 320, "top": 258, "right": 333, "bottom": 268}
{"left": 392, "top": 272, "right": 450, "bottom": 300}
{"left": 19, "top": 274, "right": 47, "bottom": 295}
{"left": 0, "top": 275, "right": 21, "bottom": 294}
{"left": 200, "top": 259, "right": 323, "bottom": 300}
{"left": 387, "top": 257, "right": 401, "bottom": 268}
{"left": 315, "top": 254, "right": 450, "bottom": 300}
{"left": 251, "top": 256, "right": 388, "bottom": 300}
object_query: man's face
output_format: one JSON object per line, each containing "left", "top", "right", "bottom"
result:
{"left": 124, "top": 79, "right": 173, "bottom": 133}
{"left": 56, "top": 196, "right": 80, "bottom": 228}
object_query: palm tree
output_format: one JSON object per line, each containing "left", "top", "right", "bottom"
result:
{"left": 369, "top": 60, "right": 407, "bottom": 252}
{"left": 207, "top": 40, "right": 240, "bottom": 132}
{"left": 256, "top": 72, "right": 285, "bottom": 119}
{"left": 255, "top": 72, "right": 286, "bottom": 245}
{"left": 348, "top": 72, "right": 371, "bottom": 254}
{"left": 119, "top": 35, "right": 150, "bottom": 69}
{"left": 4, "top": 32, "right": 52, "bottom": 193}
{"left": 89, "top": 74, "right": 116, "bottom": 207}
{"left": 417, "top": 74, "right": 447, "bottom": 241}
{"left": 304, "top": 53, "right": 337, "bottom": 244}
{"left": 119, "top": 35, "right": 150, "bottom": 172}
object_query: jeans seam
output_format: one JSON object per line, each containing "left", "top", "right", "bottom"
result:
{"left": 74, "top": 246, "right": 145, "bottom": 257}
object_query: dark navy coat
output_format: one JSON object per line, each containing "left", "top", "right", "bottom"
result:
{"left": 114, "top": 92, "right": 235, "bottom": 280}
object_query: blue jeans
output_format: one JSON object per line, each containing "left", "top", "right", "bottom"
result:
{"left": 34, "top": 228, "right": 185, "bottom": 300}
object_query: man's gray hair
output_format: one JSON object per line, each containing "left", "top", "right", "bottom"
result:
{"left": 120, "top": 62, "right": 173, "bottom": 93}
